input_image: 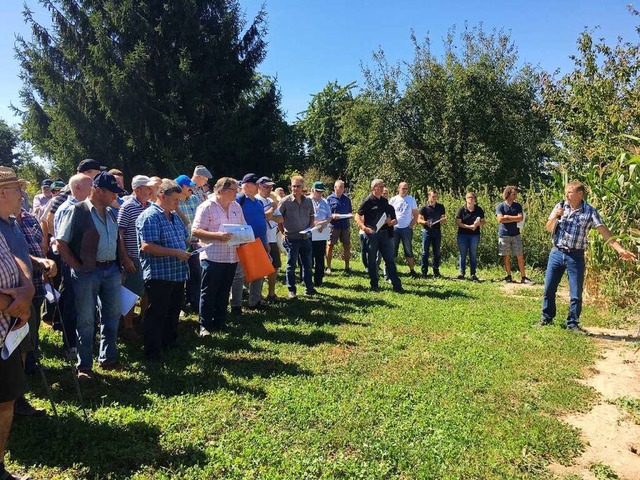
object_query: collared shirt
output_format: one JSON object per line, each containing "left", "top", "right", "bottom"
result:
{"left": 357, "top": 194, "right": 395, "bottom": 233}
{"left": 32, "top": 193, "right": 51, "bottom": 219}
{"left": 389, "top": 194, "right": 418, "bottom": 229}
{"left": 327, "top": 193, "right": 352, "bottom": 229}
{"left": 136, "top": 203, "right": 189, "bottom": 282}
{"left": 238, "top": 193, "right": 268, "bottom": 246}
{"left": 118, "top": 196, "right": 149, "bottom": 258}
{"left": 17, "top": 210, "right": 46, "bottom": 301}
{"left": 53, "top": 197, "right": 79, "bottom": 237}
{"left": 0, "top": 234, "right": 20, "bottom": 348}
{"left": 56, "top": 200, "right": 119, "bottom": 262}
{"left": 256, "top": 194, "right": 281, "bottom": 244}
{"left": 310, "top": 195, "right": 331, "bottom": 222}
{"left": 279, "top": 194, "right": 314, "bottom": 240}
{"left": 550, "top": 200, "right": 604, "bottom": 250}
{"left": 192, "top": 198, "right": 245, "bottom": 263}
{"left": 0, "top": 216, "right": 32, "bottom": 272}
{"left": 180, "top": 193, "right": 202, "bottom": 243}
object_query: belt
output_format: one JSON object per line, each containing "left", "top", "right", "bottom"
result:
{"left": 96, "top": 260, "right": 117, "bottom": 268}
{"left": 555, "top": 246, "right": 584, "bottom": 254}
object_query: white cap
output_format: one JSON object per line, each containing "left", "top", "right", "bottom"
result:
{"left": 131, "top": 175, "right": 156, "bottom": 189}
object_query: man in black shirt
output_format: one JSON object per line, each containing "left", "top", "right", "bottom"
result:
{"left": 417, "top": 189, "right": 447, "bottom": 277}
{"left": 355, "top": 179, "right": 403, "bottom": 293}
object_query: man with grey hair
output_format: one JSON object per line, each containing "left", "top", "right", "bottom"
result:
{"left": 355, "top": 179, "right": 403, "bottom": 292}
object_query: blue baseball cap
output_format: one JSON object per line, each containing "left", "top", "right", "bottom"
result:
{"left": 175, "top": 174, "right": 196, "bottom": 188}
{"left": 93, "top": 171, "right": 126, "bottom": 194}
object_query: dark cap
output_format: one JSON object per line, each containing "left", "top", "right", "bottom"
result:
{"left": 41, "top": 179, "right": 53, "bottom": 188}
{"left": 312, "top": 181, "right": 326, "bottom": 191}
{"left": 92, "top": 171, "right": 126, "bottom": 194}
{"left": 241, "top": 173, "right": 259, "bottom": 184}
{"left": 257, "top": 176, "right": 275, "bottom": 186}
{"left": 50, "top": 180, "right": 66, "bottom": 191}
{"left": 77, "top": 158, "right": 107, "bottom": 173}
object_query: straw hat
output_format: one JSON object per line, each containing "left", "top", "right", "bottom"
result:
{"left": 0, "top": 166, "right": 28, "bottom": 188}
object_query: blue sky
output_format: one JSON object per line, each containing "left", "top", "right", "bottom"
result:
{"left": 1, "top": 0, "right": 638, "bottom": 126}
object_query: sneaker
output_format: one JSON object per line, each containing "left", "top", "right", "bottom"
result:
{"left": 77, "top": 369, "right": 93, "bottom": 382}
{"left": 99, "top": 361, "right": 124, "bottom": 372}
{"left": 14, "top": 396, "right": 46, "bottom": 417}
{"left": 247, "top": 300, "right": 269, "bottom": 310}
{"left": 537, "top": 319, "right": 553, "bottom": 327}
{"left": 457, "top": 274, "right": 465, "bottom": 280}
{"left": 288, "top": 291, "right": 297, "bottom": 299}
{"left": 325, "top": 268, "right": 332, "bottom": 275}
{"left": 567, "top": 324, "right": 589, "bottom": 335}
{"left": 521, "top": 276, "right": 535, "bottom": 285}
{"left": 470, "top": 275, "right": 480, "bottom": 282}
{"left": 231, "top": 306, "right": 243, "bottom": 315}
{"left": 305, "top": 288, "right": 318, "bottom": 296}
{"left": 501, "top": 275, "right": 513, "bottom": 283}
{"left": 393, "top": 286, "right": 406, "bottom": 294}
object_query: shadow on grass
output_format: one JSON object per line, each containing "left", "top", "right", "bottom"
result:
{"left": 10, "top": 412, "right": 206, "bottom": 479}
{"left": 587, "top": 331, "right": 640, "bottom": 343}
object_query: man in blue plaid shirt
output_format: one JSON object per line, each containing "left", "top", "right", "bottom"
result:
{"left": 136, "top": 179, "right": 191, "bottom": 361}
{"left": 540, "top": 181, "right": 636, "bottom": 333}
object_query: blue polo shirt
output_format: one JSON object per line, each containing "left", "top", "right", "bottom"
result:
{"left": 237, "top": 193, "right": 268, "bottom": 246}
{"left": 327, "top": 193, "right": 352, "bottom": 229}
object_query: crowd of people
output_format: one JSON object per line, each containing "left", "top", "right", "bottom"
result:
{"left": 0, "top": 161, "right": 637, "bottom": 480}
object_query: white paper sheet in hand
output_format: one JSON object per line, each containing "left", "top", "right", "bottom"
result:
{"left": 375, "top": 213, "right": 387, "bottom": 232}
{"left": 312, "top": 225, "right": 331, "bottom": 241}
{"left": 1, "top": 322, "right": 29, "bottom": 360}
{"left": 222, "top": 224, "right": 255, "bottom": 246}
{"left": 334, "top": 213, "right": 353, "bottom": 220}
{"left": 120, "top": 286, "right": 140, "bottom": 317}
{"left": 516, "top": 212, "right": 526, "bottom": 230}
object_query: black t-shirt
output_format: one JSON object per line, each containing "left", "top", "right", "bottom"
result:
{"left": 419, "top": 202, "right": 446, "bottom": 231}
{"left": 456, "top": 205, "right": 485, "bottom": 236}
{"left": 357, "top": 194, "right": 395, "bottom": 234}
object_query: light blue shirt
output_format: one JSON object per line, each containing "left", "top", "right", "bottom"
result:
{"left": 53, "top": 197, "right": 79, "bottom": 237}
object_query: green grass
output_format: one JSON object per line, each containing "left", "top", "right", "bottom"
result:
{"left": 7, "top": 262, "right": 607, "bottom": 479}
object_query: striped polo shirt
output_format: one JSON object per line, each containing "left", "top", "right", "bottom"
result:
{"left": 118, "top": 196, "right": 149, "bottom": 258}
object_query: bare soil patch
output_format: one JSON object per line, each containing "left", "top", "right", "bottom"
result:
{"left": 548, "top": 327, "right": 640, "bottom": 479}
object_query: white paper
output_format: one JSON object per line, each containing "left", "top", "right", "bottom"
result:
{"left": 299, "top": 224, "right": 323, "bottom": 235}
{"left": 517, "top": 212, "right": 526, "bottom": 230}
{"left": 334, "top": 213, "right": 353, "bottom": 220}
{"left": 429, "top": 218, "right": 442, "bottom": 226}
{"left": 473, "top": 216, "right": 481, "bottom": 225}
{"left": 375, "top": 213, "right": 387, "bottom": 232}
{"left": 44, "top": 283, "right": 61, "bottom": 304}
{"left": 1, "top": 322, "right": 29, "bottom": 360}
{"left": 190, "top": 245, "right": 208, "bottom": 256}
{"left": 312, "top": 224, "right": 331, "bottom": 241}
{"left": 222, "top": 224, "right": 255, "bottom": 246}
{"left": 120, "top": 286, "right": 140, "bottom": 317}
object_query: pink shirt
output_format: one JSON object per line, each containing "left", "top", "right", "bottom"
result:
{"left": 192, "top": 197, "right": 245, "bottom": 263}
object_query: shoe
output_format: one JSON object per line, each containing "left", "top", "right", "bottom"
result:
{"left": 77, "top": 369, "right": 93, "bottom": 382}
{"left": 501, "top": 275, "right": 513, "bottom": 283}
{"left": 325, "top": 268, "right": 332, "bottom": 275}
{"left": 99, "top": 361, "right": 124, "bottom": 372}
{"left": 344, "top": 267, "right": 352, "bottom": 274}
{"left": 521, "top": 276, "right": 535, "bottom": 285}
{"left": 266, "top": 295, "right": 283, "bottom": 303}
{"left": 457, "top": 274, "right": 465, "bottom": 280}
{"left": 247, "top": 300, "right": 269, "bottom": 310}
{"left": 288, "top": 291, "right": 297, "bottom": 299}
{"left": 433, "top": 271, "right": 442, "bottom": 278}
{"left": 198, "top": 327, "right": 212, "bottom": 337}
{"left": 409, "top": 270, "right": 420, "bottom": 278}
{"left": 567, "top": 324, "right": 589, "bottom": 335}
{"left": 537, "top": 319, "right": 553, "bottom": 327}
{"left": 470, "top": 275, "right": 480, "bottom": 282}
{"left": 305, "top": 288, "right": 318, "bottom": 296}
{"left": 393, "top": 286, "right": 406, "bottom": 293}
{"left": 370, "top": 286, "right": 380, "bottom": 292}
{"left": 231, "top": 306, "right": 243, "bottom": 315}
{"left": 13, "top": 396, "right": 46, "bottom": 417}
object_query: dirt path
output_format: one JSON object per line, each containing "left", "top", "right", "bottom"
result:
{"left": 500, "top": 283, "right": 640, "bottom": 479}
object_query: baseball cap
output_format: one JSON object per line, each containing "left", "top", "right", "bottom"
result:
{"left": 131, "top": 175, "right": 156, "bottom": 189}
{"left": 312, "top": 181, "right": 326, "bottom": 191}
{"left": 193, "top": 165, "right": 212, "bottom": 179}
{"left": 50, "top": 180, "right": 66, "bottom": 191}
{"left": 77, "top": 158, "right": 107, "bottom": 173}
{"left": 93, "top": 171, "right": 126, "bottom": 194}
{"left": 41, "top": 179, "right": 53, "bottom": 188}
{"left": 175, "top": 174, "right": 196, "bottom": 188}
{"left": 257, "top": 176, "right": 275, "bottom": 186}
{"left": 241, "top": 173, "right": 259, "bottom": 184}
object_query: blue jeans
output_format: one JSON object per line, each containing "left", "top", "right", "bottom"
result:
{"left": 393, "top": 226, "right": 414, "bottom": 258}
{"left": 457, "top": 234, "right": 480, "bottom": 276}
{"left": 421, "top": 230, "right": 442, "bottom": 275}
{"left": 367, "top": 232, "right": 401, "bottom": 289}
{"left": 542, "top": 247, "right": 586, "bottom": 326}
{"left": 72, "top": 263, "right": 122, "bottom": 370}
{"left": 284, "top": 237, "right": 314, "bottom": 293}
{"left": 200, "top": 260, "right": 237, "bottom": 330}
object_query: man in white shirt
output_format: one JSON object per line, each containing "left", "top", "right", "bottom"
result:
{"left": 255, "top": 177, "right": 282, "bottom": 301}
{"left": 389, "top": 182, "right": 419, "bottom": 277}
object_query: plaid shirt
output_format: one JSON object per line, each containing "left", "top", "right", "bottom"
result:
{"left": 17, "top": 209, "right": 46, "bottom": 300}
{"left": 136, "top": 203, "right": 189, "bottom": 282}
{"left": 192, "top": 197, "right": 245, "bottom": 263}
{"left": 179, "top": 196, "right": 201, "bottom": 243}
{"left": 0, "top": 233, "right": 20, "bottom": 349}
{"left": 550, "top": 200, "right": 604, "bottom": 250}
